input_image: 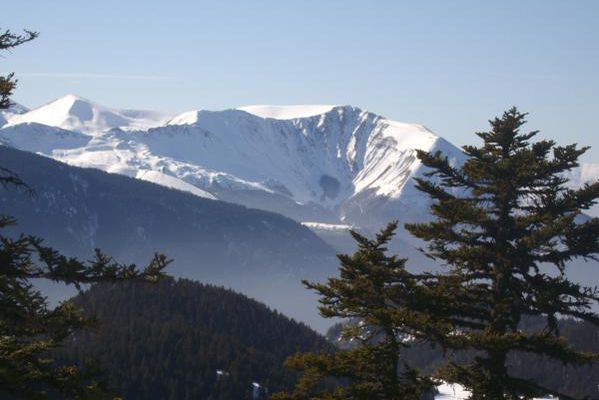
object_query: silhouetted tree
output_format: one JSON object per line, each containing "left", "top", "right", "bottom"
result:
{"left": 273, "top": 223, "right": 436, "bottom": 400}
{"left": 406, "top": 108, "right": 599, "bottom": 399}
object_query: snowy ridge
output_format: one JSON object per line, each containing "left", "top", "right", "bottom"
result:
{"left": 6, "top": 94, "right": 175, "bottom": 134}
{"left": 238, "top": 105, "right": 336, "bottom": 120}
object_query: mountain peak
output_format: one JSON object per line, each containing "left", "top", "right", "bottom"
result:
{"left": 57, "top": 93, "right": 91, "bottom": 103}
{"left": 41, "top": 94, "right": 96, "bottom": 112}
{"left": 7, "top": 95, "right": 175, "bottom": 134}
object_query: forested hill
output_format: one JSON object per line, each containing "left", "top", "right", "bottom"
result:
{"left": 57, "top": 279, "right": 332, "bottom": 400}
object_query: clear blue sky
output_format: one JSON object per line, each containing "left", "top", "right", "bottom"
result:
{"left": 4, "top": 0, "right": 599, "bottom": 160}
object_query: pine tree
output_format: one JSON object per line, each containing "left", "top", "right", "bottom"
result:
{"left": 406, "top": 108, "right": 599, "bottom": 399}
{"left": 0, "top": 27, "right": 169, "bottom": 399}
{"left": 0, "top": 28, "right": 37, "bottom": 109}
{"left": 273, "top": 223, "right": 436, "bottom": 400}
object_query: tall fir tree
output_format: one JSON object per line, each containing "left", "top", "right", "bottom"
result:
{"left": 273, "top": 222, "right": 437, "bottom": 400}
{"left": 406, "top": 108, "right": 599, "bottom": 399}
{"left": 0, "top": 27, "right": 170, "bottom": 399}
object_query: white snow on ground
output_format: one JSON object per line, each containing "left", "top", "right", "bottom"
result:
{"left": 435, "top": 383, "right": 470, "bottom": 400}
{"left": 237, "top": 105, "right": 336, "bottom": 119}
{"left": 434, "top": 382, "right": 555, "bottom": 399}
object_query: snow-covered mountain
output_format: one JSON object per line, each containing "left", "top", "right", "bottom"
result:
{"left": 0, "top": 96, "right": 464, "bottom": 236}
{"left": 5, "top": 94, "right": 174, "bottom": 134}
{"left": 1, "top": 95, "right": 597, "bottom": 249}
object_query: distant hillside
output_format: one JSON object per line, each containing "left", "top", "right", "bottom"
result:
{"left": 0, "top": 145, "right": 337, "bottom": 330}
{"left": 56, "top": 279, "right": 332, "bottom": 400}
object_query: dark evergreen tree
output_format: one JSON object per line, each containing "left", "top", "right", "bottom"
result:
{"left": 0, "top": 27, "right": 169, "bottom": 399}
{"left": 406, "top": 108, "right": 599, "bottom": 399}
{"left": 0, "top": 222, "right": 169, "bottom": 399}
{"left": 273, "top": 223, "right": 436, "bottom": 400}
{"left": 328, "top": 315, "right": 599, "bottom": 398}
{"left": 0, "top": 27, "right": 36, "bottom": 185}
{"left": 0, "top": 28, "right": 37, "bottom": 109}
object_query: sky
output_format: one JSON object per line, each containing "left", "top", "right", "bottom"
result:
{"left": 4, "top": 0, "right": 599, "bottom": 161}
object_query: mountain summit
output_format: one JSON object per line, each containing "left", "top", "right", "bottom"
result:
{"left": 6, "top": 94, "right": 175, "bottom": 134}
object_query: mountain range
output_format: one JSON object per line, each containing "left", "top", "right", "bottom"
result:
{"left": 0, "top": 95, "right": 474, "bottom": 234}
{"left": 3, "top": 95, "right": 596, "bottom": 231}
{"left": 0, "top": 145, "right": 336, "bottom": 331}
{"left": 1, "top": 95, "right": 597, "bottom": 330}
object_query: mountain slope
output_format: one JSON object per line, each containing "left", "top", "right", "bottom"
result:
{"left": 57, "top": 279, "right": 332, "bottom": 400}
{"left": 0, "top": 145, "right": 337, "bottom": 330}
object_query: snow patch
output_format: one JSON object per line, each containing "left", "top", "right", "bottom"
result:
{"left": 434, "top": 382, "right": 555, "bottom": 400}
{"left": 302, "top": 222, "right": 353, "bottom": 232}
